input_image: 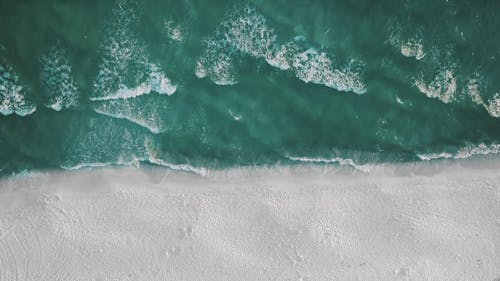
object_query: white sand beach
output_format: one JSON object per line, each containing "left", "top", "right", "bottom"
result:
{"left": 0, "top": 158, "right": 499, "bottom": 281}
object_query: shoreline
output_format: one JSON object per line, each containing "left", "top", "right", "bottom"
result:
{"left": 4, "top": 152, "right": 500, "bottom": 182}
{"left": 0, "top": 157, "right": 499, "bottom": 281}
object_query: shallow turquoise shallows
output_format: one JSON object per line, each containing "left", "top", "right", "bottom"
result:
{"left": 1, "top": 0, "right": 500, "bottom": 174}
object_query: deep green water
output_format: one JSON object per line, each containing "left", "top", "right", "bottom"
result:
{"left": 1, "top": 0, "right": 500, "bottom": 175}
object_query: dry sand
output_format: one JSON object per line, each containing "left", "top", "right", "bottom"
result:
{"left": 0, "top": 158, "right": 499, "bottom": 281}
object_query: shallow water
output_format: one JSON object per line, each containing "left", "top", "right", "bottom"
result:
{"left": 1, "top": 0, "right": 500, "bottom": 174}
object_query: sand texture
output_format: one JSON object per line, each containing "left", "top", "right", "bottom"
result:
{"left": 0, "top": 161, "right": 499, "bottom": 281}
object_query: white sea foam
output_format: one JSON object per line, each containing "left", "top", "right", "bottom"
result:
{"left": 0, "top": 60, "right": 36, "bottom": 116}
{"left": 416, "top": 152, "right": 454, "bottom": 161}
{"left": 467, "top": 78, "right": 484, "bottom": 105}
{"left": 388, "top": 25, "right": 459, "bottom": 104}
{"left": 291, "top": 48, "right": 366, "bottom": 94}
{"left": 400, "top": 40, "right": 425, "bottom": 60}
{"left": 195, "top": 48, "right": 239, "bottom": 85}
{"left": 265, "top": 41, "right": 295, "bottom": 70}
{"left": 387, "top": 25, "right": 425, "bottom": 60}
{"left": 59, "top": 115, "right": 154, "bottom": 175}
{"left": 485, "top": 93, "right": 500, "bottom": 117}
{"left": 61, "top": 159, "right": 140, "bottom": 170}
{"left": 92, "top": 97, "right": 170, "bottom": 134}
{"left": 149, "top": 65, "right": 177, "bottom": 95}
{"left": 164, "top": 19, "right": 184, "bottom": 42}
{"left": 195, "top": 5, "right": 366, "bottom": 94}
{"left": 91, "top": 64, "right": 176, "bottom": 101}
{"left": 40, "top": 45, "right": 79, "bottom": 111}
{"left": 59, "top": 115, "right": 206, "bottom": 176}
{"left": 63, "top": 155, "right": 207, "bottom": 176}
{"left": 92, "top": 0, "right": 176, "bottom": 101}
{"left": 223, "top": 5, "right": 277, "bottom": 58}
{"left": 194, "top": 58, "right": 209, "bottom": 79}
{"left": 415, "top": 69, "right": 457, "bottom": 103}
{"left": 147, "top": 156, "right": 208, "bottom": 176}
{"left": 144, "top": 138, "right": 208, "bottom": 176}
{"left": 454, "top": 143, "right": 500, "bottom": 159}
{"left": 287, "top": 156, "right": 371, "bottom": 173}
{"left": 466, "top": 78, "right": 500, "bottom": 118}
{"left": 389, "top": 27, "right": 499, "bottom": 115}
{"left": 92, "top": 106, "right": 165, "bottom": 134}
{"left": 92, "top": 83, "right": 153, "bottom": 101}
{"left": 63, "top": 156, "right": 207, "bottom": 176}
{"left": 228, "top": 109, "right": 242, "bottom": 121}
{"left": 62, "top": 161, "right": 113, "bottom": 170}
{"left": 417, "top": 143, "right": 500, "bottom": 161}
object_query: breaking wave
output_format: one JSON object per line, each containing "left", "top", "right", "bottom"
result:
{"left": 387, "top": 25, "right": 425, "bottom": 61}
{"left": 415, "top": 68, "right": 457, "bottom": 104}
{"left": 388, "top": 23, "right": 500, "bottom": 117}
{"left": 164, "top": 18, "right": 185, "bottom": 42}
{"left": 40, "top": 44, "right": 79, "bottom": 111}
{"left": 466, "top": 77, "right": 500, "bottom": 118}
{"left": 91, "top": 0, "right": 176, "bottom": 101}
{"left": 0, "top": 60, "right": 36, "bottom": 116}
{"left": 195, "top": 4, "right": 366, "bottom": 94}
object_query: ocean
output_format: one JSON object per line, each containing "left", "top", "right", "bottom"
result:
{"left": 1, "top": 0, "right": 500, "bottom": 175}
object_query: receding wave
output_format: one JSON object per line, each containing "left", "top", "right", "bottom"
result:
{"left": 61, "top": 158, "right": 208, "bottom": 176}
{"left": 59, "top": 115, "right": 206, "bottom": 176}
{"left": 147, "top": 156, "right": 208, "bottom": 176}
{"left": 417, "top": 143, "right": 500, "bottom": 161}
{"left": 61, "top": 159, "right": 140, "bottom": 171}
{"left": 287, "top": 156, "right": 371, "bottom": 173}
{"left": 62, "top": 153, "right": 208, "bottom": 176}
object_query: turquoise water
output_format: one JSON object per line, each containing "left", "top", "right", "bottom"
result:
{"left": 1, "top": 0, "right": 499, "bottom": 175}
